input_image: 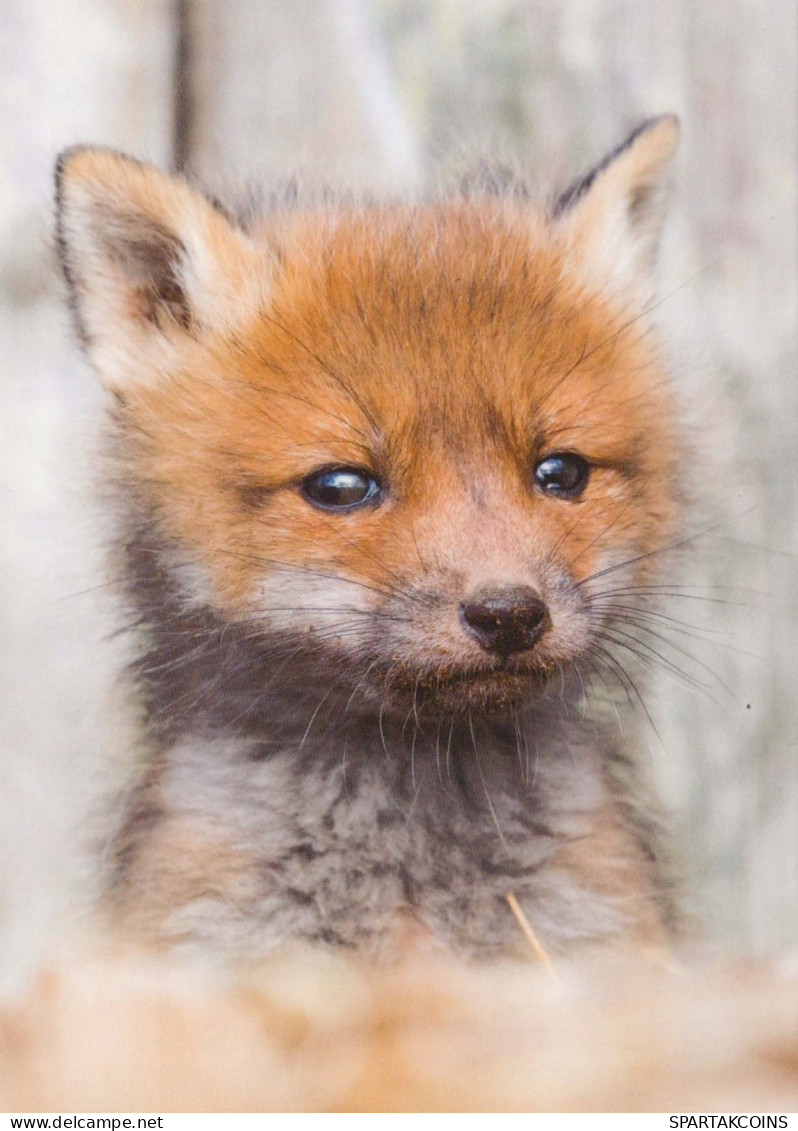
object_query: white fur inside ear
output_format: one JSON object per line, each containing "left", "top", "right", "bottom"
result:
{"left": 555, "top": 115, "right": 679, "bottom": 305}
{"left": 56, "top": 149, "right": 273, "bottom": 391}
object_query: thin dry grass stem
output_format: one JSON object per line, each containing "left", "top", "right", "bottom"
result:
{"left": 506, "top": 891, "right": 559, "bottom": 983}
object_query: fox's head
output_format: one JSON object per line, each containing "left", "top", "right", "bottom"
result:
{"left": 56, "top": 118, "right": 681, "bottom": 723}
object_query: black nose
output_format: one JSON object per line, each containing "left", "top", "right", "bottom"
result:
{"left": 460, "top": 585, "right": 549, "bottom": 657}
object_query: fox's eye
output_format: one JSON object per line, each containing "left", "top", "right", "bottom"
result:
{"left": 301, "top": 466, "right": 382, "bottom": 511}
{"left": 533, "top": 452, "right": 590, "bottom": 499}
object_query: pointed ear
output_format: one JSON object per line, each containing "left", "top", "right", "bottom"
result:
{"left": 553, "top": 115, "right": 679, "bottom": 301}
{"left": 55, "top": 148, "right": 270, "bottom": 390}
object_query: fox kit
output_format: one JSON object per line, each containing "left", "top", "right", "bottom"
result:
{"left": 56, "top": 116, "right": 683, "bottom": 960}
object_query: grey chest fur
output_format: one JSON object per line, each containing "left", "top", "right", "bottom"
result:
{"left": 127, "top": 717, "right": 645, "bottom": 958}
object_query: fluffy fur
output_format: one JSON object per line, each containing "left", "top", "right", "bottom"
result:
{"left": 56, "top": 117, "right": 685, "bottom": 959}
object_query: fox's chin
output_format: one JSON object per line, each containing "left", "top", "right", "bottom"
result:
{"left": 371, "top": 659, "right": 557, "bottom": 718}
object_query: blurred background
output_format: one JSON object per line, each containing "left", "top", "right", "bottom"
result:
{"left": 0, "top": 0, "right": 795, "bottom": 976}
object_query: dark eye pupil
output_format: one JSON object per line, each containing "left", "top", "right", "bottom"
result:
{"left": 301, "top": 467, "right": 380, "bottom": 510}
{"left": 534, "top": 453, "right": 589, "bottom": 498}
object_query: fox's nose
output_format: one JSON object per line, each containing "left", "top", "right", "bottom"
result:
{"left": 460, "top": 585, "right": 549, "bottom": 657}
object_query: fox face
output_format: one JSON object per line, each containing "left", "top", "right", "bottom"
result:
{"left": 57, "top": 118, "right": 681, "bottom": 720}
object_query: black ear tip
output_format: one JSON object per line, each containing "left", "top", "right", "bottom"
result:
{"left": 652, "top": 111, "right": 680, "bottom": 130}
{"left": 54, "top": 145, "right": 150, "bottom": 206}
{"left": 54, "top": 145, "right": 100, "bottom": 195}
{"left": 54, "top": 146, "right": 108, "bottom": 224}
{"left": 55, "top": 143, "right": 90, "bottom": 170}
{"left": 636, "top": 111, "right": 679, "bottom": 131}
{"left": 641, "top": 112, "right": 680, "bottom": 143}
{"left": 627, "top": 114, "right": 681, "bottom": 163}
{"left": 616, "top": 113, "right": 680, "bottom": 160}
{"left": 553, "top": 113, "right": 680, "bottom": 217}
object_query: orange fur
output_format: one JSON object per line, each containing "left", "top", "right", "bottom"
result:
{"left": 111, "top": 200, "right": 679, "bottom": 621}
